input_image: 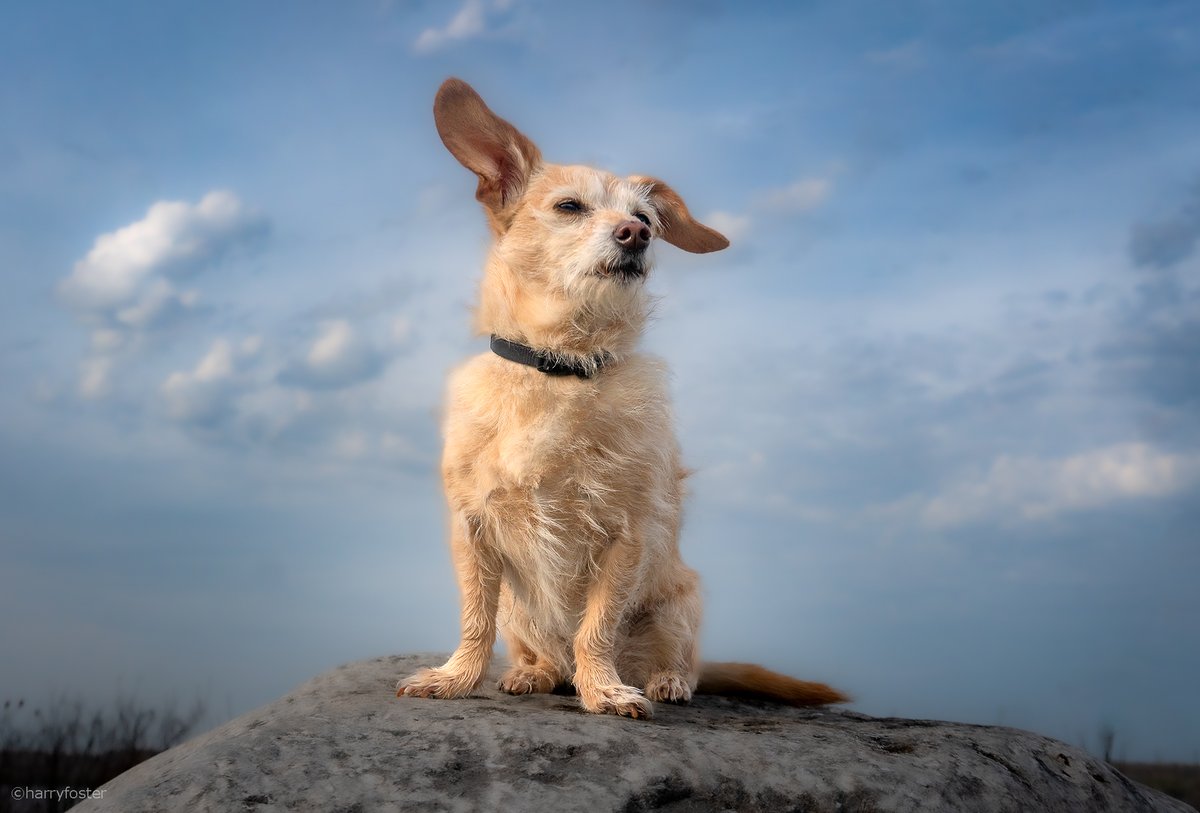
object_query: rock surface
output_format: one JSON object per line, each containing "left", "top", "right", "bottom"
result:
{"left": 77, "top": 654, "right": 1193, "bottom": 813}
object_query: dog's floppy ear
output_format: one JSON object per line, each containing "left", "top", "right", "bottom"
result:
{"left": 629, "top": 175, "right": 730, "bottom": 254}
{"left": 434, "top": 78, "right": 542, "bottom": 223}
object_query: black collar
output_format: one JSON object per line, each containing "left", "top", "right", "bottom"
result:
{"left": 490, "top": 335, "right": 608, "bottom": 379}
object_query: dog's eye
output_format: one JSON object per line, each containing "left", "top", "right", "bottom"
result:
{"left": 634, "top": 211, "right": 651, "bottom": 226}
{"left": 555, "top": 200, "right": 585, "bottom": 213}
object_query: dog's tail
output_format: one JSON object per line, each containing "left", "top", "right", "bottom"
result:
{"left": 696, "top": 662, "right": 850, "bottom": 706}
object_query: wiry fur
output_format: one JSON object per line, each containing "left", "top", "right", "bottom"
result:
{"left": 398, "top": 78, "right": 848, "bottom": 718}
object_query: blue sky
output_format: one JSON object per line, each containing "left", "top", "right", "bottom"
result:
{"left": 2, "top": 1, "right": 1198, "bottom": 760}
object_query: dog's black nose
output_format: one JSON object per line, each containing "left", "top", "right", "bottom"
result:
{"left": 614, "top": 220, "right": 651, "bottom": 252}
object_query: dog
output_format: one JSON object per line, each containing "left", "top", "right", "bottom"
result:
{"left": 397, "top": 78, "right": 847, "bottom": 718}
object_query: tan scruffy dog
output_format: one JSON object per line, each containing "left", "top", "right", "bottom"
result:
{"left": 397, "top": 78, "right": 847, "bottom": 718}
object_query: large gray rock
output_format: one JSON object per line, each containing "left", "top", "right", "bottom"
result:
{"left": 77, "top": 654, "right": 1193, "bottom": 812}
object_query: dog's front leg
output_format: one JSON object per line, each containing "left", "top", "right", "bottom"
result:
{"left": 573, "top": 529, "right": 652, "bottom": 719}
{"left": 398, "top": 513, "right": 500, "bottom": 699}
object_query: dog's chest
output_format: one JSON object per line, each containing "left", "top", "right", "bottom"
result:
{"left": 452, "top": 377, "right": 651, "bottom": 537}
{"left": 474, "top": 390, "right": 635, "bottom": 627}
{"left": 483, "top": 392, "right": 629, "bottom": 528}
{"left": 445, "top": 357, "right": 673, "bottom": 533}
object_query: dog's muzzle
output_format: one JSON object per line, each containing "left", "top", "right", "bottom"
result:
{"left": 601, "top": 218, "right": 651, "bottom": 281}
{"left": 599, "top": 257, "right": 647, "bottom": 281}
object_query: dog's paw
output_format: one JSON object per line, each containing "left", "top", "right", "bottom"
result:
{"left": 644, "top": 673, "right": 693, "bottom": 704}
{"left": 498, "top": 666, "right": 557, "bottom": 695}
{"left": 579, "top": 684, "right": 653, "bottom": 719}
{"left": 396, "top": 667, "right": 480, "bottom": 699}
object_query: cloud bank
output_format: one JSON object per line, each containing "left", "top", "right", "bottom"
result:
{"left": 921, "top": 443, "right": 1199, "bottom": 528}
{"left": 60, "top": 190, "right": 268, "bottom": 314}
{"left": 57, "top": 191, "right": 269, "bottom": 398}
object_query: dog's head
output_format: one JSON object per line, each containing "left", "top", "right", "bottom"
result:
{"left": 433, "top": 78, "right": 728, "bottom": 356}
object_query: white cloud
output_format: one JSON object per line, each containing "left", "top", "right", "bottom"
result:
{"left": 159, "top": 335, "right": 270, "bottom": 434}
{"left": 698, "top": 175, "right": 834, "bottom": 245}
{"left": 278, "top": 320, "right": 387, "bottom": 391}
{"left": 413, "top": 0, "right": 512, "bottom": 54}
{"left": 334, "top": 430, "right": 369, "bottom": 460}
{"left": 380, "top": 431, "right": 423, "bottom": 465}
{"left": 78, "top": 356, "right": 115, "bottom": 400}
{"left": 59, "top": 190, "right": 267, "bottom": 313}
{"left": 759, "top": 177, "right": 832, "bottom": 212}
{"left": 154, "top": 313, "right": 414, "bottom": 457}
{"left": 705, "top": 210, "right": 752, "bottom": 242}
{"left": 89, "top": 329, "right": 125, "bottom": 353}
{"left": 59, "top": 190, "right": 268, "bottom": 399}
{"left": 234, "top": 386, "right": 315, "bottom": 445}
{"left": 161, "top": 339, "right": 238, "bottom": 425}
{"left": 921, "top": 443, "right": 1199, "bottom": 528}
{"left": 866, "top": 41, "right": 926, "bottom": 69}
{"left": 113, "top": 279, "right": 199, "bottom": 330}
{"left": 389, "top": 315, "right": 412, "bottom": 344}
{"left": 192, "top": 339, "right": 236, "bottom": 382}
{"left": 240, "top": 335, "right": 264, "bottom": 356}
{"left": 308, "top": 320, "right": 356, "bottom": 367}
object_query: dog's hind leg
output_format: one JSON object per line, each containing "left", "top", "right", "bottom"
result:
{"left": 627, "top": 572, "right": 703, "bottom": 704}
{"left": 497, "top": 611, "right": 565, "bottom": 695}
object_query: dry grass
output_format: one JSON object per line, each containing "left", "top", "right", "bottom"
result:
{"left": 0, "top": 696, "right": 204, "bottom": 812}
{"left": 1115, "top": 762, "right": 1200, "bottom": 810}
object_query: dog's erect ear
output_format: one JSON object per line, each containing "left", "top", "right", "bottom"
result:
{"left": 629, "top": 175, "right": 729, "bottom": 254}
{"left": 434, "top": 78, "right": 542, "bottom": 220}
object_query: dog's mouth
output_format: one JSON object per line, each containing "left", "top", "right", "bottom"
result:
{"left": 597, "top": 259, "right": 646, "bottom": 282}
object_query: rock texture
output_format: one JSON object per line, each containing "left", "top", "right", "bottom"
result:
{"left": 77, "top": 654, "right": 1193, "bottom": 813}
